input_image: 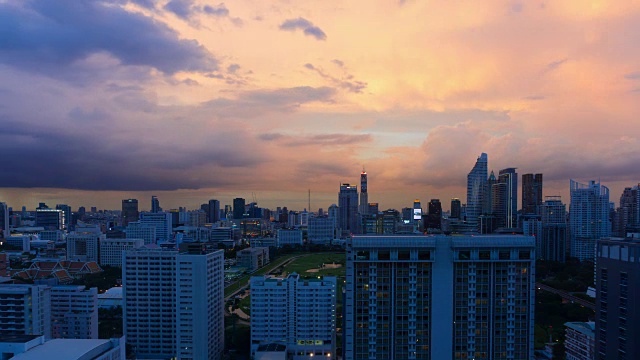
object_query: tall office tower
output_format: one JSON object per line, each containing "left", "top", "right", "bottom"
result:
{"left": 540, "top": 196, "right": 567, "bottom": 262}
{"left": 123, "top": 245, "right": 225, "bottom": 359}
{"left": 402, "top": 207, "right": 413, "bottom": 222}
{"left": 208, "top": 199, "right": 220, "bottom": 223}
{"left": 328, "top": 204, "right": 339, "bottom": 231}
{"left": 0, "top": 202, "right": 8, "bottom": 238}
{"left": 595, "top": 238, "right": 640, "bottom": 360}
{"left": 616, "top": 185, "right": 640, "bottom": 235}
{"left": 55, "top": 204, "right": 71, "bottom": 230}
{"left": 344, "top": 234, "right": 535, "bottom": 360}
{"left": 139, "top": 212, "right": 172, "bottom": 243}
{"left": 492, "top": 168, "right": 518, "bottom": 228}
{"left": 466, "top": 153, "right": 488, "bottom": 231}
{"left": 250, "top": 273, "right": 336, "bottom": 358}
{"left": 484, "top": 171, "right": 497, "bottom": 215}
{"left": 339, "top": 184, "right": 359, "bottom": 235}
{"left": 67, "top": 230, "right": 104, "bottom": 262}
{"left": 359, "top": 169, "right": 368, "bottom": 215}
{"left": 233, "top": 197, "right": 246, "bottom": 220}
{"left": 570, "top": 180, "right": 611, "bottom": 261}
{"left": 151, "top": 196, "right": 161, "bottom": 213}
{"left": 126, "top": 221, "right": 157, "bottom": 245}
{"left": 425, "top": 199, "right": 442, "bottom": 230}
{"left": 522, "top": 174, "right": 543, "bottom": 215}
{"left": 50, "top": 285, "right": 98, "bottom": 339}
{"left": 121, "top": 199, "right": 139, "bottom": 227}
{"left": 0, "top": 284, "right": 51, "bottom": 339}
{"left": 35, "top": 208, "right": 63, "bottom": 230}
{"left": 450, "top": 198, "right": 461, "bottom": 219}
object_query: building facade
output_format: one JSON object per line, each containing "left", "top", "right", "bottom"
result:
{"left": 123, "top": 245, "right": 225, "bottom": 359}
{"left": 277, "top": 229, "right": 303, "bottom": 247}
{"left": 344, "top": 234, "right": 535, "bottom": 360}
{"left": 50, "top": 285, "right": 98, "bottom": 339}
{"left": 250, "top": 273, "right": 336, "bottom": 359}
{"left": 99, "top": 238, "right": 144, "bottom": 267}
{"left": 564, "top": 321, "right": 595, "bottom": 360}
{"left": 0, "top": 285, "right": 51, "bottom": 339}
{"left": 121, "top": 199, "right": 139, "bottom": 227}
{"left": 339, "top": 184, "right": 359, "bottom": 236}
{"left": 67, "top": 232, "right": 104, "bottom": 263}
{"left": 540, "top": 196, "right": 567, "bottom": 262}
{"left": 570, "top": 180, "right": 611, "bottom": 261}
{"left": 139, "top": 212, "right": 172, "bottom": 243}
{"left": 522, "top": 174, "right": 543, "bottom": 215}
{"left": 595, "top": 238, "right": 640, "bottom": 360}
{"left": 125, "top": 221, "right": 157, "bottom": 245}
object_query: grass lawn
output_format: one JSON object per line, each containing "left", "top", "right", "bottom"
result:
{"left": 238, "top": 294, "right": 251, "bottom": 316}
{"left": 281, "top": 252, "right": 346, "bottom": 278}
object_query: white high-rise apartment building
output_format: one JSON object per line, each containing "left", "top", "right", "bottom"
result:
{"left": 569, "top": 180, "right": 611, "bottom": 261}
{"left": 123, "top": 245, "right": 224, "bottom": 359}
{"left": 344, "top": 235, "right": 535, "bottom": 360}
{"left": 67, "top": 232, "right": 104, "bottom": 262}
{"left": 99, "top": 238, "right": 144, "bottom": 267}
{"left": 0, "top": 284, "right": 51, "bottom": 339}
{"left": 126, "top": 221, "right": 157, "bottom": 245}
{"left": 50, "top": 285, "right": 98, "bottom": 339}
{"left": 139, "top": 212, "right": 172, "bottom": 243}
{"left": 250, "top": 273, "right": 336, "bottom": 359}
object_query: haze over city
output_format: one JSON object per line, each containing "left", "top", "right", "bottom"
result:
{"left": 1, "top": 0, "right": 639, "bottom": 211}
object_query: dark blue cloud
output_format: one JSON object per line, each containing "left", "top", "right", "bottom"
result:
{"left": 203, "top": 3, "right": 229, "bottom": 16}
{"left": 164, "top": 0, "right": 193, "bottom": 20}
{"left": 0, "top": 0, "right": 217, "bottom": 78}
{"left": 279, "top": 17, "right": 327, "bottom": 40}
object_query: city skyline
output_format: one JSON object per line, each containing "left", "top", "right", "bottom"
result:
{"left": 1, "top": 1, "right": 640, "bottom": 212}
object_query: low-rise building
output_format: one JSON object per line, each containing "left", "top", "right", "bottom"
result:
{"left": 277, "top": 229, "right": 303, "bottom": 247}
{"left": 237, "top": 247, "right": 270, "bottom": 272}
{"left": 564, "top": 322, "right": 595, "bottom": 360}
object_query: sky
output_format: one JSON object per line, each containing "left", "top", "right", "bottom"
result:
{"left": 0, "top": 0, "right": 639, "bottom": 212}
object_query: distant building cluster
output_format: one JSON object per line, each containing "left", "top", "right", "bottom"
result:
{"left": 0, "top": 152, "right": 638, "bottom": 359}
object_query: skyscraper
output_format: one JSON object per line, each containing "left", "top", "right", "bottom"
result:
{"left": 208, "top": 199, "right": 220, "bottom": 223}
{"left": 569, "top": 180, "right": 611, "bottom": 261}
{"left": 338, "top": 184, "right": 359, "bottom": 235}
{"left": 35, "top": 208, "right": 63, "bottom": 230}
{"left": 233, "top": 197, "right": 246, "bottom": 220}
{"left": 359, "top": 169, "right": 368, "bottom": 215}
{"left": 450, "top": 198, "right": 461, "bottom": 219}
{"left": 425, "top": 199, "right": 442, "bottom": 230}
{"left": 344, "top": 234, "right": 535, "bottom": 360}
{"left": 151, "top": 196, "right": 161, "bottom": 213}
{"left": 123, "top": 245, "right": 225, "bottom": 359}
{"left": 121, "top": 199, "right": 139, "bottom": 227}
{"left": 540, "top": 196, "right": 567, "bottom": 262}
{"left": 614, "top": 184, "right": 640, "bottom": 236}
{"left": 55, "top": 204, "right": 71, "bottom": 230}
{"left": 492, "top": 168, "right": 518, "bottom": 229}
{"left": 595, "top": 237, "right": 640, "bottom": 360}
{"left": 522, "top": 173, "right": 543, "bottom": 215}
{"left": 466, "top": 153, "right": 488, "bottom": 231}
{"left": 0, "top": 202, "right": 8, "bottom": 238}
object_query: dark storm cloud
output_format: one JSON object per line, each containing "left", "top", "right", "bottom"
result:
{"left": 0, "top": 119, "right": 262, "bottom": 191}
{"left": 0, "top": 0, "right": 217, "bottom": 78}
{"left": 279, "top": 18, "right": 327, "bottom": 40}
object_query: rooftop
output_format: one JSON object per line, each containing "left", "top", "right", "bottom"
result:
{"left": 11, "top": 339, "right": 118, "bottom": 360}
{"left": 0, "top": 334, "right": 41, "bottom": 343}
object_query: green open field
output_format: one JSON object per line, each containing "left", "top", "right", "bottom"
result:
{"left": 224, "top": 253, "right": 303, "bottom": 298}
{"left": 281, "top": 252, "right": 346, "bottom": 278}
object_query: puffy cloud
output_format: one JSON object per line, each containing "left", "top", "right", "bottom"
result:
{"left": 279, "top": 17, "right": 327, "bottom": 40}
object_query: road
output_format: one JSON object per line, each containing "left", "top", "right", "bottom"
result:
{"left": 536, "top": 282, "right": 596, "bottom": 310}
